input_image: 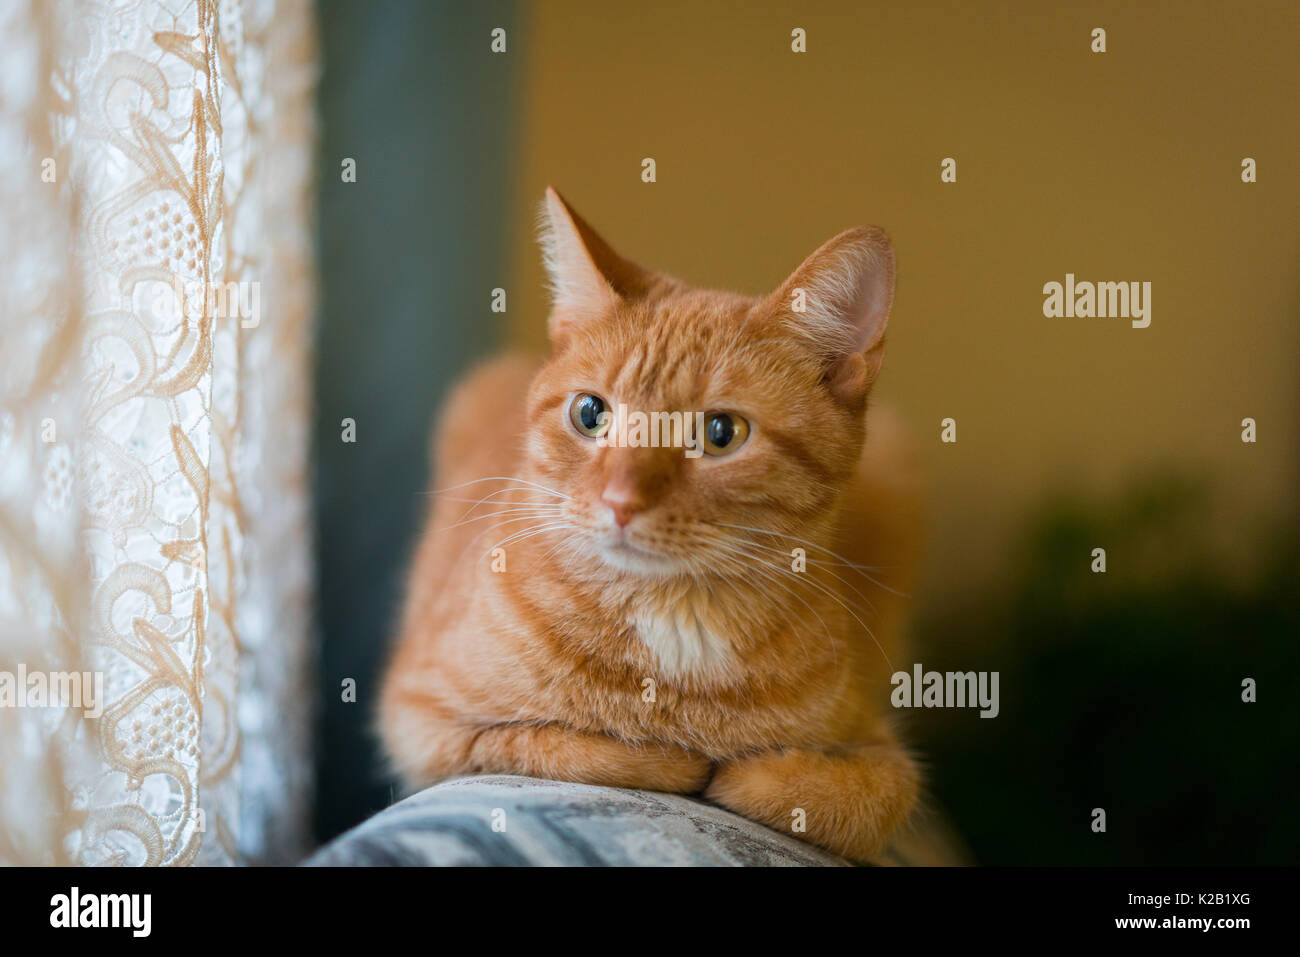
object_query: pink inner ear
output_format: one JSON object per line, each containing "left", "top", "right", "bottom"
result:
{"left": 778, "top": 227, "right": 895, "bottom": 368}
{"left": 847, "top": 259, "right": 893, "bottom": 354}
{"left": 765, "top": 226, "right": 894, "bottom": 405}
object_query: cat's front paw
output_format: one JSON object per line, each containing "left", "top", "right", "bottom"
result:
{"left": 633, "top": 741, "right": 714, "bottom": 794}
{"left": 471, "top": 722, "right": 714, "bottom": 794}
{"left": 705, "top": 745, "right": 919, "bottom": 862}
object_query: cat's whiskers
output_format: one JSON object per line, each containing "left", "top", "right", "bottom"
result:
{"left": 440, "top": 489, "right": 563, "bottom": 510}
{"left": 696, "top": 531, "right": 897, "bottom": 672}
{"left": 696, "top": 541, "right": 831, "bottom": 671}
{"left": 437, "top": 491, "right": 561, "bottom": 506}
{"left": 445, "top": 512, "right": 573, "bottom": 573}
{"left": 430, "top": 474, "right": 572, "bottom": 509}
{"left": 760, "top": 555, "right": 887, "bottom": 670}
{"left": 433, "top": 478, "right": 569, "bottom": 528}
{"left": 533, "top": 529, "right": 586, "bottom": 569}
{"left": 679, "top": 523, "right": 859, "bottom": 602}
{"left": 708, "top": 533, "right": 878, "bottom": 616}
{"left": 487, "top": 519, "right": 579, "bottom": 556}
{"left": 442, "top": 505, "right": 565, "bottom": 532}
{"left": 432, "top": 475, "right": 572, "bottom": 498}
{"left": 706, "top": 520, "right": 907, "bottom": 597}
{"left": 706, "top": 550, "right": 820, "bottom": 669}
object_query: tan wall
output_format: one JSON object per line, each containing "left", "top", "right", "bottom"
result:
{"left": 502, "top": 0, "right": 1300, "bottom": 598}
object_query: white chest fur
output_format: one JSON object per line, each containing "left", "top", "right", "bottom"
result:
{"left": 631, "top": 589, "right": 736, "bottom": 679}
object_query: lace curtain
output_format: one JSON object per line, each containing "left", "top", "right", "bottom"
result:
{"left": 0, "top": 0, "right": 316, "bottom": 865}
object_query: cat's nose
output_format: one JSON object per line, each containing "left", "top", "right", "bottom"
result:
{"left": 601, "top": 479, "right": 644, "bottom": 528}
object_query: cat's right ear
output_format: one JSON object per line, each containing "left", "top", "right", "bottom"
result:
{"left": 538, "top": 187, "right": 649, "bottom": 345}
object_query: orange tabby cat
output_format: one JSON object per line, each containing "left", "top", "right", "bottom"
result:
{"left": 379, "top": 187, "right": 923, "bottom": 861}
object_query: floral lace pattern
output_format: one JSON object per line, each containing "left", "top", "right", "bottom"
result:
{"left": 0, "top": 0, "right": 315, "bottom": 866}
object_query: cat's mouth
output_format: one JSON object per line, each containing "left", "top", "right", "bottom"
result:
{"left": 596, "top": 533, "right": 682, "bottom": 576}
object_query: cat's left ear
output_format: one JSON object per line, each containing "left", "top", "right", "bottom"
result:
{"left": 538, "top": 186, "right": 654, "bottom": 346}
{"left": 762, "top": 226, "right": 895, "bottom": 406}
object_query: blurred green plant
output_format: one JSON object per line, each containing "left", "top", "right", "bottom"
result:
{"left": 911, "top": 474, "right": 1299, "bottom": 864}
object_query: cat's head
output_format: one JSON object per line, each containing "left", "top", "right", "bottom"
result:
{"left": 525, "top": 187, "right": 895, "bottom": 580}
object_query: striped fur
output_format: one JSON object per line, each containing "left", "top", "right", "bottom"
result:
{"left": 379, "top": 190, "right": 921, "bottom": 861}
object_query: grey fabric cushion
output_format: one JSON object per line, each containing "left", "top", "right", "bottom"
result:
{"left": 305, "top": 775, "right": 850, "bottom": 866}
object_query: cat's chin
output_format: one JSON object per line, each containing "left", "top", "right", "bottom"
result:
{"left": 596, "top": 540, "right": 684, "bottom": 578}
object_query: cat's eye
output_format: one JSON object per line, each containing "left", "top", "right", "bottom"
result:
{"left": 702, "top": 412, "right": 750, "bottom": 456}
{"left": 569, "top": 392, "right": 612, "bottom": 438}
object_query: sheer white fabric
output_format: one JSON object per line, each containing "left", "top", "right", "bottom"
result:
{"left": 0, "top": 0, "right": 316, "bottom": 866}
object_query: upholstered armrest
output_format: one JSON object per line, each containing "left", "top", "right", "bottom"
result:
{"left": 305, "top": 774, "right": 963, "bottom": 866}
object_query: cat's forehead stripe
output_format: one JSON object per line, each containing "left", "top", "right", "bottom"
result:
{"left": 608, "top": 302, "right": 753, "bottom": 403}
